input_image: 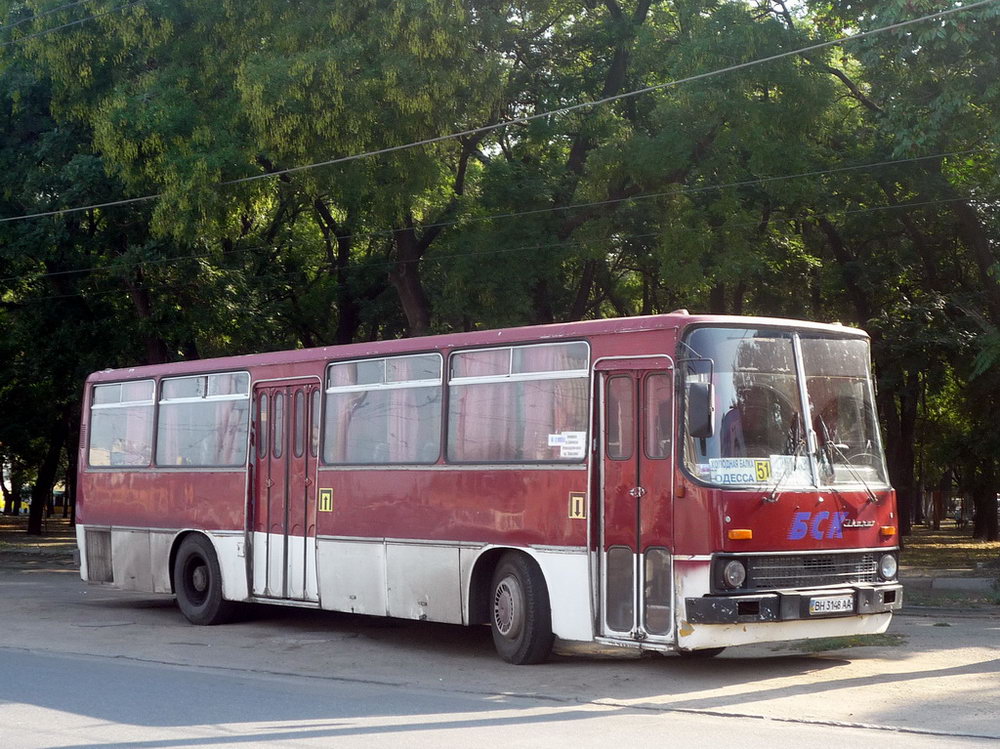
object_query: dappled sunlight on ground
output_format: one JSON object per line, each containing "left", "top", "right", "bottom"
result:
{"left": 902, "top": 521, "right": 1000, "bottom": 570}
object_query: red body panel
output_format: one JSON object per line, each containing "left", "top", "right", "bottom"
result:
{"left": 315, "top": 468, "right": 589, "bottom": 546}
{"left": 78, "top": 470, "right": 245, "bottom": 530}
{"left": 78, "top": 313, "right": 891, "bottom": 563}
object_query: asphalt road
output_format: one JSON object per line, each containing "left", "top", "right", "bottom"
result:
{"left": 2, "top": 556, "right": 999, "bottom": 747}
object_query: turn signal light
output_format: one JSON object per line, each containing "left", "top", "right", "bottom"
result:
{"left": 728, "top": 529, "right": 753, "bottom": 540}
{"left": 880, "top": 525, "right": 897, "bottom": 537}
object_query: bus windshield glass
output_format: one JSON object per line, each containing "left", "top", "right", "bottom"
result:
{"left": 682, "top": 326, "right": 888, "bottom": 489}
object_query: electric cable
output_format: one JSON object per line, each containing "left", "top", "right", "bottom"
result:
{"left": 0, "top": 0, "right": 95, "bottom": 33}
{"left": 0, "top": 0, "right": 993, "bottom": 224}
{"left": 0, "top": 0, "right": 148, "bottom": 49}
{"left": 6, "top": 191, "right": 996, "bottom": 304}
{"left": 0, "top": 147, "right": 985, "bottom": 284}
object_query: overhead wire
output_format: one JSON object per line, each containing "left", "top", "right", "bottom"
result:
{"left": 0, "top": 0, "right": 995, "bottom": 224}
{"left": 6, "top": 191, "right": 997, "bottom": 305}
{"left": 0, "top": 0, "right": 95, "bottom": 33}
{"left": 0, "top": 147, "right": 986, "bottom": 285}
{"left": 0, "top": 0, "right": 148, "bottom": 49}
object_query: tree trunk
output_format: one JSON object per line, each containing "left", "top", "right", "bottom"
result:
{"left": 9, "top": 467, "right": 24, "bottom": 515}
{"left": 876, "top": 370, "right": 915, "bottom": 537}
{"left": 894, "top": 372, "right": 919, "bottom": 537}
{"left": 971, "top": 461, "right": 999, "bottom": 542}
{"left": 65, "top": 411, "right": 80, "bottom": 523}
{"left": 124, "top": 273, "right": 170, "bottom": 365}
{"left": 709, "top": 282, "right": 726, "bottom": 314}
{"left": 27, "top": 424, "right": 66, "bottom": 535}
{"left": 332, "top": 229, "right": 362, "bottom": 345}
{"left": 389, "top": 226, "right": 432, "bottom": 337}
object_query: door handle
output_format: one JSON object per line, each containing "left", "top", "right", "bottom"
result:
{"left": 629, "top": 486, "right": 647, "bottom": 499}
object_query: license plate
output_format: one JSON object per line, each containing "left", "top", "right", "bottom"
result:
{"left": 809, "top": 594, "right": 854, "bottom": 615}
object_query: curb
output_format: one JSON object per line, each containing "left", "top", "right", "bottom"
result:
{"left": 900, "top": 574, "right": 998, "bottom": 594}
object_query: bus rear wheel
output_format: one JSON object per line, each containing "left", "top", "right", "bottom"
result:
{"left": 174, "top": 535, "right": 235, "bottom": 625}
{"left": 490, "top": 553, "right": 553, "bottom": 665}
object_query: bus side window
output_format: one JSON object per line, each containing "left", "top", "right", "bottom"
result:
{"left": 294, "top": 390, "right": 305, "bottom": 458}
{"left": 644, "top": 373, "right": 671, "bottom": 460}
{"left": 606, "top": 376, "right": 634, "bottom": 460}
{"left": 257, "top": 393, "right": 269, "bottom": 459}
{"left": 273, "top": 392, "right": 284, "bottom": 458}
{"left": 310, "top": 390, "right": 320, "bottom": 458}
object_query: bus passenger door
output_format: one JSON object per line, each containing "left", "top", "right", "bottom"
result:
{"left": 598, "top": 360, "right": 675, "bottom": 643}
{"left": 250, "top": 380, "right": 320, "bottom": 602}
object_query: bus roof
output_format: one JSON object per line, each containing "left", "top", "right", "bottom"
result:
{"left": 86, "top": 312, "right": 869, "bottom": 383}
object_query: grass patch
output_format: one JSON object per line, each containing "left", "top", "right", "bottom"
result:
{"left": 905, "top": 588, "right": 1000, "bottom": 609}
{"left": 902, "top": 522, "right": 1000, "bottom": 570}
{"left": 773, "top": 633, "right": 907, "bottom": 653}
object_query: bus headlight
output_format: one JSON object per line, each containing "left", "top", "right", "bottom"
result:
{"left": 722, "top": 559, "right": 747, "bottom": 589}
{"left": 879, "top": 553, "right": 898, "bottom": 580}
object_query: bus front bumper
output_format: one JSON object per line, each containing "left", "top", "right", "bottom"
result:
{"left": 684, "top": 583, "right": 903, "bottom": 624}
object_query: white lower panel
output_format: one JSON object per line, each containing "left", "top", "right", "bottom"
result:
{"left": 210, "top": 532, "right": 250, "bottom": 602}
{"left": 250, "top": 531, "right": 318, "bottom": 601}
{"left": 76, "top": 524, "right": 88, "bottom": 582}
{"left": 149, "top": 532, "right": 174, "bottom": 594}
{"left": 80, "top": 526, "right": 239, "bottom": 600}
{"left": 268, "top": 532, "right": 285, "bottom": 596}
{"left": 285, "top": 534, "right": 318, "bottom": 601}
{"left": 673, "top": 557, "right": 894, "bottom": 649}
{"left": 677, "top": 611, "right": 893, "bottom": 650}
{"left": 317, "top": 540, "right": 387, "bottom": 615}
{"left": 386, "top": 544, "right": 462, "bottom": 624}
{"left": 316, "top": 540, "right": 464, "bottom": 625}
{"left": 251, "top": 530, "right": 266, "bottom": 596}
{"left": 527, "top": 549, "right": 593, "bottom": 642}
{"left": 110, "top": 530, "right": 152, "bottom": 591}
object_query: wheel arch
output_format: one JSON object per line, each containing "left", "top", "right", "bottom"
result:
{"left": 467, "top": 546, "right": 551, "bottom": 626}
{"left": 167, "top": 530, "right": 216, "bottom": 595}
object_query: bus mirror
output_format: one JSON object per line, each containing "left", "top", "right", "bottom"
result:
{"left": 687, "top": 382, "right": 715, "bottom": 439}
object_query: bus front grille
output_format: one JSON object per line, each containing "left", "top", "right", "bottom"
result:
{"left": 746, "top": 553, "right": 878, "bottom": 589}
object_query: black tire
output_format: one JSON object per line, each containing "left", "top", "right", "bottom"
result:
{"left": 173, "top": 535, "right": 236, "bottom": 625}
{"left": 489, "top": 552, "right": 553, "bottom": 665}
{"left": 677, "top": 647, "right": 725, "bottom": 659}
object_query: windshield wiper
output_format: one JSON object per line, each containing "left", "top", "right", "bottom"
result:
{"left": 762, "top": 438, "right": 807, "bottom": 504}
{"left": 816, "top": 416, "right": 879, "bottom": 503}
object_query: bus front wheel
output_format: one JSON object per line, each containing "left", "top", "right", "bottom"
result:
{"left": 174, "top": 535, "right": 235, "bottom": 625}
{"left": 489, "top": 553, "right": 553, "bottom": 665}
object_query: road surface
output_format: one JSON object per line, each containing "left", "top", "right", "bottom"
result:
{"left": 1, "top": 554, "right": 998, "bottom": 746}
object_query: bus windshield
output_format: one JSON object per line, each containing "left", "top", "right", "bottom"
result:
{"left": 681, "top": 326, "right": 889, "bottom": 489}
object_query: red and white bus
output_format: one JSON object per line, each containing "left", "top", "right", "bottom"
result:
{"left": 77, "top": 312, "right": 902, "bottom": 663}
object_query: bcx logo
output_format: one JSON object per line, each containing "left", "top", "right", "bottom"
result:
{"left": 787, "top": 511, "right": 848, "bottom": 540}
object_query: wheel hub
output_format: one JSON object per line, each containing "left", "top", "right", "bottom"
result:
{"left": 191, "top": 564, "right": 209, "bottom": 594}
{"left": 493, "top": 575, "right": 524, "bottom": 639}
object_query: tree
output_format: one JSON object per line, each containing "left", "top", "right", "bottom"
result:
{"left": 2, "top": 0, "right": 1000, "bottom": 542}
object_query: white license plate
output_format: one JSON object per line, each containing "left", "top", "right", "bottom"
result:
{"left": 809, "top": 594, "right": 854, "bottom": 615}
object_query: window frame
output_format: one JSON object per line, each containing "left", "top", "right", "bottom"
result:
{"left": 154, "top": 370, "right": 252, "bottom": 469}
{"left": 87, "top": 378, "right": 156, "bottom": 469}
{"left": 322, "top": 351, "right": 444, "bottom": 466}
{"left": 445, "top": 340, "right": 591, "bottom": 465}
{"left": 642, "top": 371, "right": 672, "bottom": 461}
{"left": 677, "top": 323, "right": 889, "bottom": 490}
{"left": 605, "top": 374, "right": 635, "bottom": 462}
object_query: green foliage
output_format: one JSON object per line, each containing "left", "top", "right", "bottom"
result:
{"left": 0, "top": 0, "right": 999, "bottom": 539}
